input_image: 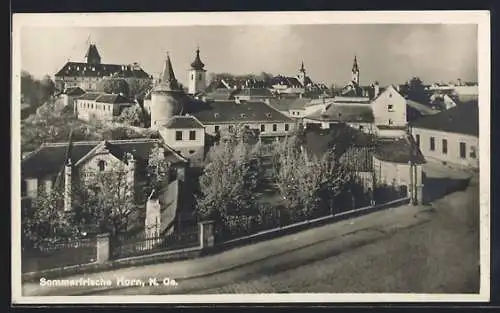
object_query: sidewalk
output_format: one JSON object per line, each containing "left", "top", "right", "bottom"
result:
{"left": 22, "top": 203, "right": 432, "bottom": 296}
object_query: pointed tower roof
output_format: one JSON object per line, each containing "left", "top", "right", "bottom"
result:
{"left": 190, "top": 47, "right": 205, "bottom": 71}
{"left": 155, "top": 52, "right": 181, "bottom": 92}
{"left": 299, "top": 61, "right": 306, "bottom": 73}
{"left": 352, "top": 55, "right": 359, "bottom": 72}
{"left": 85, "top": 44, "right": 101, "bottom": 61}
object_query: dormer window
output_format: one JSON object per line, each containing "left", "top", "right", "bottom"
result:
{"left": 240, "top": 113, "right": 247, "bottom": 118}
{"left": 265, "top": 113, "right": 272, "bottom": 118}
{"left": 387, "top": 104, "right": 394, "bottom": 112}
{"left": 214, "top": 113, "right": 220, "bottom": 118}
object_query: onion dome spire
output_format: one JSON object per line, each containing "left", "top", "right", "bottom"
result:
{"left": 190, "top": 46, "right": 205, "bottom": 71}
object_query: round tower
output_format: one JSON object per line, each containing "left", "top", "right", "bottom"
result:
{"left": 151, "top": 53, "right": 184, "bottom": 129}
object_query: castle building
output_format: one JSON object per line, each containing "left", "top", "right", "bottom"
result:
{"left": 54, "top": 43, "right": 152, "bottom": 92}
{"left": 187, "top": 47, "right": 207, "bottom": 95}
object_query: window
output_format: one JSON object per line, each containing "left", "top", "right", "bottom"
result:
{"left": 359, "top": 125, "right": 364, "bottom": 130}
{"left": 272, "top": 124, "right": 277, "bottom": 132}
{"left": 261, "top": 124, "right": 265, "bottom": 132}
{"left": 97, "top": 160, "right": 106, "bottom": 171}
{"left": 430, "top": 137, "right": 435, "bottom": 151}
{"left": 470, "top": 146, "right": 477, "bottom": 159}
{"left": 415, "top": 134, "right": 420, "bottom": 147}
{"left": 285, "top": 124, "right": 290, "bottom": 131}
{"left": 189, "top": 130, "right": 196, "bottom": 140}
{"left": 244, "top": 125, "right": 250, "bottom": 129}
{"left": 214, "top": 125, "right": 220, "bottom": 132}
{"left": 198, "top": 74, "right": 202, "bottom": 80}
{"left": 176, "top": 131, "right": 183, "bottom": 141}
{"left": 387, "top": 104, "right": 394, "bottom": 112}
{"left": 191, "top": 74, "right": 194, "bottom": 80}
{"left": 389, "top": 93, "right": 392, "bottom": 98}
{"left": 459, "top": 142, "right": 466, "bottom": 159}
{"left": 228, "top": 125, "right": 234, "bottom": 132}
{"left": 189, "top": 150, "right": 195, "bottom": 154}
{"left": 442, "top": 139, "right": 448, "bottom": 154}
{"left": 388, "top": 119, "right": 393, "bottom": 125}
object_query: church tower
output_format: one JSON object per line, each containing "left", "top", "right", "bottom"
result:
{"left": 188, "top": 47, "right": 207, "bottom": 95}
{"left": 352, "top": 55, "right": 360, "bottom": 85}
{"left": 85, "top": 43, "right": 101, "bottom": 65}
{"left": 297, "top": 61, "right": 307, "bottom": 87}
{"left": 150, "top": 52, "right": 184, "bottom": 129}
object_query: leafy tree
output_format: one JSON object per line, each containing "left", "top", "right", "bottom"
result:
{"left": 74, "top": 161, "right": 135, "bottom": 236}
{"left": 125, "top": 78, "right": 153, "bottom": 101}
{"left": 114, "top": 105, "right": 145, "bottom": 126}
{"left": 272, "top": 136, "right": 351, "bottom": 218}
{"left": 20, "top": 71, "right": 57, "bottom": 112}
{"left": 401, "top": 76, "right": 428, "bottom": 103}
{"left": 22, "top": 188, "right": 80, "bottom": 249}
{"left": 97, "top": 78, "right": 130, "bottom": 95}
{"left": 196, "top": 136, "right": 265, "bottom": 225}
{"left": 146, "top": 144, "right": 173, "bottom": 192}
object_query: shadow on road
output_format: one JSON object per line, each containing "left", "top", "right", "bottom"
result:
{"left": 422, "top": 172, "right": 471, "bottom": 205}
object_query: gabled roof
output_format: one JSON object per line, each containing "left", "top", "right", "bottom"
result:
{"left": 411, "top": 102, "right": 479, "bottom": 137}
{"left": 406, "top": 99, "right": 440, "bottom": 116}
{"left": 77, "top": 92, "right": 103, "bottom": 101}
{"left": 302, "top": 124, "right": 375, "bottom": 170}
{"left": 186, "top": 100, "right": 293, "bottom": 124}
{"left": 95, "top": 94, "right": 135, "bottom": 104}
{"left": 164, "top": 116, "right": 204, "bottom": 129}
{"left": 54, "top": 62, "right": 151, "bottom": 78}
{"left": 204, "top": 88, "right": 238, "bottom": 101}
{"left": 374, "top": 136, "right": 426, "bottom": 164}
{"left": 22, "top": 142, "right": 98, "bottom": 178}
{"left": 233, "top": 88, "right": 273, "bottom": 98}
{"left": 305, "top": 104, "right": 374, "bottom": 123}
{"left": 269, "top": 97, "right": 311, "bottom": 111}
{"left": 271, "top": 76, "right": 304, "bottom": 88}
{"left": 22, "top": 139, "right": 187, "bottom": 178}
{"left": 63, "top": 86, "right": 86, "bottom": 96}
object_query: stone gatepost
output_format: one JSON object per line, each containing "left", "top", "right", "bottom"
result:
{"left": 199, "top": 220, "right": 215, "bottom": 249}
{"left": 96, "top": 233, "right": 110, "bottom": 264}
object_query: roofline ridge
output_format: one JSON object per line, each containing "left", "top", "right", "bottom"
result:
{"left": 107, "top": 138, "right": 159, "bottom": 144}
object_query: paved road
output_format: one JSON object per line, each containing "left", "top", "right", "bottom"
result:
{"left": 23, "top": 169, "right": 479, "bottom": 296}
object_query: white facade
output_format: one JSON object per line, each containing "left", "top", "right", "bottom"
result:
{"left": 159, "top": 127, "right": 205, "bottom": 163}
{"left": 411, "top": 127, "right": 479, "bottom": 168}
{"left": 203, "top": 121, "right": 295, "bottom": 137}
{"left": 188, "top": 70, "right": 206, "bottom": 95}
{"left": 76, "top": 98, "right": 135, "bottom": 122}
{"left": 371, "top": 85, "right": 407, "bottom": 127}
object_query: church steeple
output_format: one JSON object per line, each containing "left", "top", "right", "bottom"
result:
{"left": 85, "top": 43, "right": 101, "bottom": 65}
{"left": 352, "top": 55, "right": 360, "bottom": 85}
{"left": 299, "top": 60, "right": 306, "bottom": 73}
{"left": 157, "top": 52, "right": 180, "bottom": 91}
{"left": 190, "top": 46, "right": 205, "bottom": 71}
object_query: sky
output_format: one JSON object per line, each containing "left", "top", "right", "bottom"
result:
{"left": 20, "top": 24, "right": 478, "bottom": 87}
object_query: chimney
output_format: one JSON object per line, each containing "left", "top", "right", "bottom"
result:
{"left": 64, "top": 159, "right": 72, "bottom": 212}
{"left": 126, "top": 153, "right": 136, "bottom": 199}
{"left": 374, "top": 81, "right": 380, "bottom": 97}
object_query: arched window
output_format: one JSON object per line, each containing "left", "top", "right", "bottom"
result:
{"left": 97, "top": 160, "right": 106, "bottom": 171}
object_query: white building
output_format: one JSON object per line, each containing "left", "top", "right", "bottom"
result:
{"left": 411, "top": 103, "right": 479, "bottom": 168}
